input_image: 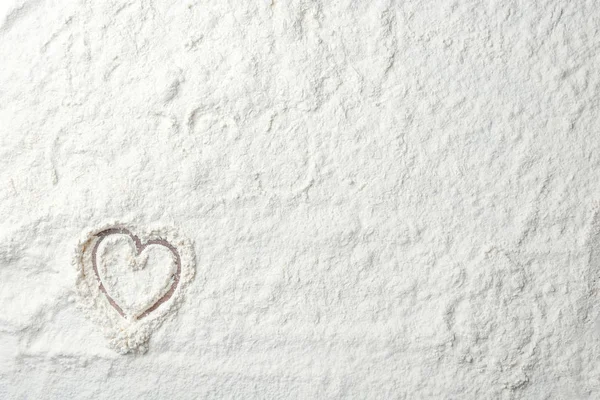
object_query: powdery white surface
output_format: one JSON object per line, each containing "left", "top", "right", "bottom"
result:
{"left": 1, "top": 0, "right": 600, "bottom": 398}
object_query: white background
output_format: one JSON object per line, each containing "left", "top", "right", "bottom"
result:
{"left": 1, "top": 0, "right": 600, "bottom": 398}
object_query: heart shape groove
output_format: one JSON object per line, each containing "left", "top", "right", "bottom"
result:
{"left": 91, "top": 228, "right": 181, "bottom": 320}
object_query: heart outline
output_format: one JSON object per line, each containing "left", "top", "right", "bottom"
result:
{"left": 91, "top": 228, "right": 181, "bottom": 320}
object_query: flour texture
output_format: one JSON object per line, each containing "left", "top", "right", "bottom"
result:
{"left": 1, "top": 0, "right": 600, "bottom": 398}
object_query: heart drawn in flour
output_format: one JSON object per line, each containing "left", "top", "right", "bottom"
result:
{"left": 75, "top": 223, "right": 195, "bottom": 353}
{"left": 92, "top": 228, "right": 181, "bottom": 320}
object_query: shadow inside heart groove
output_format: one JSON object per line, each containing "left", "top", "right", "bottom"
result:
{"left": 91, "top": 228, "right": 181, "bottom": 320}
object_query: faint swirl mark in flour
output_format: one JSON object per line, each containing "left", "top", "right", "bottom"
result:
{"left": 92, "top": 228, "right": 181, "bottom": 320}
{"left": 249, "top": 110, "right": 316, "bottom": 198}
{"left": 184, "top": 107, "right": 248, "bottom": 199}
{"left": 184, "top": 106, "right": 317, "bottom": 200}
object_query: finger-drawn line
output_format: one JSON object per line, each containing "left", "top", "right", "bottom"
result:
{"left": 91, "top": 228, "right": 181, "bottom": 320}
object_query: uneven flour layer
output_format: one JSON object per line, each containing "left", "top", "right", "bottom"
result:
{"left": 1, "top": 0, "right": 600, "bottom": 398}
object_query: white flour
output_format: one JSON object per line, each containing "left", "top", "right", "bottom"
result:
{"left": 2, "top": 0, "right": 600, "bottom": 398}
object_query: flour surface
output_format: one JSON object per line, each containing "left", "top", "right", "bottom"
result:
{"left": 1, "top": 0, "right": 600, "bottom": 398}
